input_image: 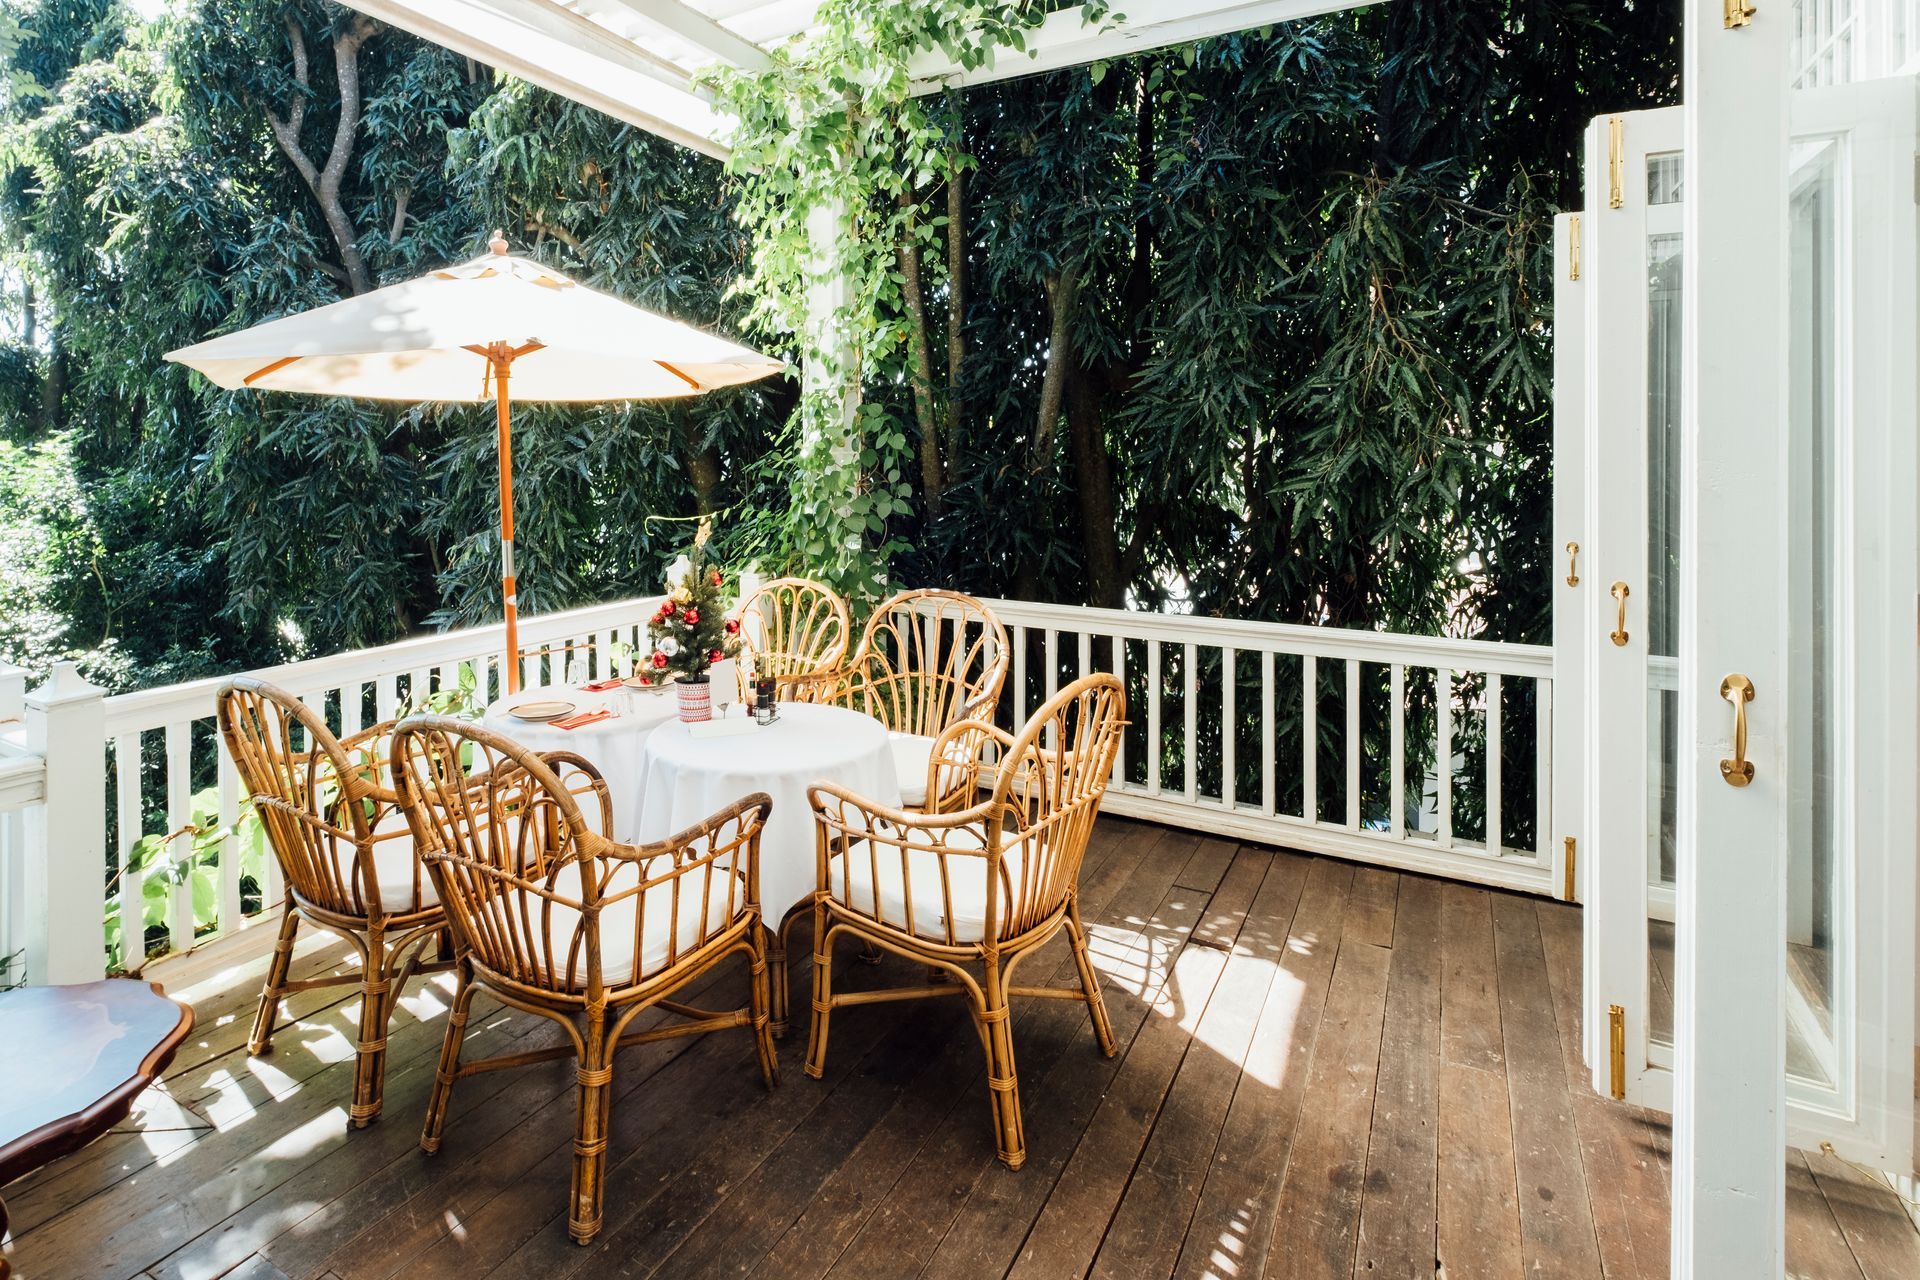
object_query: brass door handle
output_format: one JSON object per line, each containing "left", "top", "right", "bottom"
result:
{"left": 1719, "top": 674, "right": 1754, "bottom": 787}
{"left": 1565, "top": 542, "right": 1581, "bottom": 587}
{"left": 1609, "top": 581, "right": 1630, "bottom": 646}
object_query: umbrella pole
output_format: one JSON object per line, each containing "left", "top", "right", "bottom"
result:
{"left": 495, "top": 352, "right": 520, "bottom": 695}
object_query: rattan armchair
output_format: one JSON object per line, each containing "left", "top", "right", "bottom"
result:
{"left": 735, "top": 576, "right": 851, "bottom": 705}
{"left": 826, "top": 588, "right": 1010, "bottom": 810}
{"left": 806, "top": 673, "right": 1125, "bottom": 1170}
{"left": 216, "top": 678, "right": 455, "bottom": 1130}
{"left": 390, "top": 717, "right": 777, "bottom": 1246}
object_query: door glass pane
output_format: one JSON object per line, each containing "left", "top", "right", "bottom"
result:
{"left": 1786, "top": 137, "right": 1844, "bottom": 1097}
{"left": 1646, "top": 172, "right": 1684, "bottom": 1051}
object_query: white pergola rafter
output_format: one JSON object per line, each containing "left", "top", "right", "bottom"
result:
{"left": 335, "top": 0, "right": 1375, "bottom": 159}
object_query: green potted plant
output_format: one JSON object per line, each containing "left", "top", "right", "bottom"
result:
{"left": 647, "top": 527, "right": 743, "bottom": 722}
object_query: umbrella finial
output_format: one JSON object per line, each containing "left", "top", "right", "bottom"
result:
{"left": 488, "top": 228, "right": 509, "bottom": 256}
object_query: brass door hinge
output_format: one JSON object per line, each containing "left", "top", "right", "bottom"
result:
{"left": 1563, "top": 836, "right": 1577, "bottom": 901}
{"left": 1607, "top": 116, "right": 1625, "bottom": 209}
{"left": 1608, "top": 1004, "right": 1627, "bottom": 1099}
{"left": 1568, "top": 215, "right": 1582, "bottom": 280}
{"left": 1724, "top": 0, "right": 1756, "bottom": 28}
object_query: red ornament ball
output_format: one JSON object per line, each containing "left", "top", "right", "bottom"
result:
{"left": 723, "top": 617, "right": 740, "bottom": 635}
{"left": 683, "top": 608, "right": 700, "bottom": 626}
{"left": 710, "top": 570, "right": 724, "bottom": 587}
{"left": 650, "top": 651, "right": 669, "bottom": 670}
{"left": 661, "top": 599, "right": 677, "bottom": 616}
{"left": 709, "top": 649, "right": 723, "bottom": 663}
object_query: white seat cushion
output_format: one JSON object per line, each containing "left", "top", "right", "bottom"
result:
{"left": 330, "top": 810, "right": 438, "bottom": 914}
{"left": 827, "top": 824, "right": 1023, "bottom": 943}
{"left": 535, "top": 860, "right": 747, "bottom": 987}
{"left": 889, "top": 732, "right": 936, "bottom": 807}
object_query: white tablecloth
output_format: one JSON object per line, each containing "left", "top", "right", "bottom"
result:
{"left": 636, "top": 702, "right": 901, "bottom": 928}
{"left": 481, "top": 684, "right": 679, "bottom": 841}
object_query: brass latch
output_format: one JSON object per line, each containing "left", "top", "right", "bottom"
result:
{"left": 1563, "top": 836, "right": 1577, "bottom": 902}
{"left": 1724, "top": 0, "right": 1756, "bottom": 28}
{"left": 1608, "top": 1005, "right": 1627, "bottom": 1099}
{"left": 1607, "top": 116, "right": 1625, "bottom": 209}
{"left": 1568, "top": 215, "right": 1582, "bottom": 281}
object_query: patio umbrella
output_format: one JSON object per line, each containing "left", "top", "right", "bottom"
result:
{"left": 165, "top": 233, "right": 782, "bottom": 692}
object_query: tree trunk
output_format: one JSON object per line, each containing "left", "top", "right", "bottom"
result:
{"left": 1031, "top": 268, "right": 1079, "bottom": 470}
{"left": 263, "top": 17, "right": 377, "bottom": 295}
{"left": 945, "top": 153, "right": 966, "bottom": 470}
{"left": 1066, "top": 374, "right": 1124, "bottom": 608}
{"left": 895, "top": 192, "right": 944, "bottom": 517}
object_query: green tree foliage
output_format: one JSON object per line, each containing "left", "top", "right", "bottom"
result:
{"left": 0, "top": 0, "right": 1680, "bottom": 704}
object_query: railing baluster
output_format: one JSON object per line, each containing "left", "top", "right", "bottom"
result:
{"left": 1183, "top": 643, "right": 1198, "bottom": 802}
{"left": 115, "top": 734, "right": 144, "bottom": 970}
{"left": 1346, "top": 659, "right": 1361, "bottom": 831}
{"left": 1302, "top": 654, "right": 1317, "bottom": 823}
{"left": 1147, "top": 642, "right": 1162, "bottom": 794}
{"left": 217, "top": 743, "right": 242, "bottom": 934}
{"left": 1260, "top": 650, "right": 1275, "bottom": 817}
{"left": 1390, "top": 664, "right": 1406, "bottom": 837}
{"left": 376, "top": 673, "right": 398, "bottom": 723}
{"left": 1221, "top": 647, "right": 1236, "bottom": 809}
{"left": 1113, "top": 637, "right": 1127, "bottom": 784}
{"left": 1013, "top": 625, "right": 1028, "bottom": 726}
{"left": 164, "top": 722, "right": 193, "bottom": 954}
{"left": 1436, "top": 668, "right": 1454, "bottom": 849}
{"left": 1485, "top": 673, "right": 1503, "bottom": 855}
{"left": 340, "top": 682, "right": 363, "bottom": 738}
{"left": 1535, "top": 677, "right": 1553, "bottom": 862}
{"left": 1045, "top": 630, "right": 1060, "bottom": 751}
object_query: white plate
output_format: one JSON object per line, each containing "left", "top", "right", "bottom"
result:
{"left": 508, "top": 700, "right": 576, "bottom": 722}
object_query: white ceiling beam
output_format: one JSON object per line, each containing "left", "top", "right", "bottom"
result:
{"left": 594, "top": 0, "right": 773, "bottom": 71}
{"left": 907, "top": 0, "right": 1375, "bottom": 94}
{"left": 341, "top": 0, "right": 732, "bottom": 158}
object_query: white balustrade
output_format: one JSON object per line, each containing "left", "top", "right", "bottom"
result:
{"left": 978, "top": 599, "right": 1557, "bottom": 896}
{"left": 0, "top": 592, "right": 1557, "bottom": 981}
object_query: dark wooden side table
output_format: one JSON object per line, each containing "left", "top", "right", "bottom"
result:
{"left": 0, "top": 979, "right": 194, "bottom": 1280}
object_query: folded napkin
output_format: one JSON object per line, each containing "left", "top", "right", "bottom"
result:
{"left": 577, "top": 678, "right": 625, "bottom": 692}
{"left": 551, "top": 708, "right": 614, "bottom": 731}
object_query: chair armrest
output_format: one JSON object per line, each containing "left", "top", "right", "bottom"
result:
{"left": 538, "top": 751, "right": 614, "bottom": 839}
{"left": 922, "top": 718, "right": 1016, "bottom": 814}
{"left": 590, "top": 792, "right": 773, "bottom": 905}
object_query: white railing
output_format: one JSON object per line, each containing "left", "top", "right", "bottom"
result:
{"left": 0, "top": 665, "right": 46, "bottom": 989}
{"left": 98, "top": 595, "right": 664, "bottom": 973}
{"left": 9, "top": 591, "right": 1559, "bottom": 982}
{"left": 981, "top": 599, "right": 1558, "bottom": 895}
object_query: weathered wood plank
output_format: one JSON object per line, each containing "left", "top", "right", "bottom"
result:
{"left": 1439, "top": 882, "right": 1503, "bottom": 1073}
{"left": 1343, "top": 867, "right": 1400, "bottom": 950}
{"left": 1168, "top": 857, "right": 1353, "bottom": 1280}
{"left": 1536, "top": 898, "right": 1665, "bottom": 1280}
{"left": 1173, "top": 834, "right": 1239, "bottom": 894}
{"left": 1087, "top": 853, "right": 1305, "bottom": 1280}
{"left": 1784, "top": 1151, "right": 1865, "bottom": 1280}
{"left": 1265, "top": 928, "right": 1391, "bottom": 1280}
{"left": 1435, "top": 1060, "right": 1523, "bottom": 1280}
{"left": 1804, "top": 1145, "right": 1920, "bottom": 1280}
{"left": 1354, "top": 874, "right": 1442, "bottom": 1279}
{"left": 1490, "top": 892, "right": 1603, "bottom": 1280}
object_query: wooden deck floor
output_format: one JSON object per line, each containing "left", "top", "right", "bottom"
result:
{"left": 5, "top": 817, "right": 1918, "bottom": 1280}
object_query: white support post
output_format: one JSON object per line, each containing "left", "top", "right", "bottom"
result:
{"left": 1673, "top": 0, "right": 1790, "bottom": 1270}
{"left": 26, "top": 662, "right": 107, "bottom": 985}
{"left": 0, "top": 663, "right": 26, "bottom": 723}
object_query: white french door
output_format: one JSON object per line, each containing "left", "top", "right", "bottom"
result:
{"left": 1561, "top": 77, "right": 1918, "bottom": 1170}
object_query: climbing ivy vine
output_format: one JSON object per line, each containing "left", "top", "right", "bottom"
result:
{"left": 703, "top": 1, "right": 1090, "bottom": 598}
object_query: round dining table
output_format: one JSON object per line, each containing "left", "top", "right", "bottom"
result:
{"left": 481, "top": 683, "right": 680, "bottom": 841}
{"left": 635, "top": 701, "right": 902, "bottom": 931}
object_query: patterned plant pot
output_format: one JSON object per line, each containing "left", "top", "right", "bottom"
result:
{"left": 676, "top": 676, "right": 712, "bottom": 723}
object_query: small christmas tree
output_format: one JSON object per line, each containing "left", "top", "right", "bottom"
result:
{"left": 646, "top": 524, "right": 742, "bottom": 683}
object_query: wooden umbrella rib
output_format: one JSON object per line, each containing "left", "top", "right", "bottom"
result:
{"left": 657, "top": 360, "right": 701, "bottom": 391}
{"left": 244, "top": 355, "right": 302, "bottom": 386}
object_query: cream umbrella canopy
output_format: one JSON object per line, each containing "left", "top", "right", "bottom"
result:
{"left": 166, "top": 233, "right": 783, "bottom": 692}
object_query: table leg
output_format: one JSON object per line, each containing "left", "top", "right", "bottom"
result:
{"left": 766, "top": 921, "right": 788, "bottom": 1039}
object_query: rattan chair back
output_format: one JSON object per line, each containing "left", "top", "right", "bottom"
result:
{"left": 838, "top": 589, "right": 1009, "bottom": 738}
{"left": 737, "top": 577, "right": 850, "bottom": 702}
{"left": 392, "top": 716, "right": 767, "bottom": 1001}
{"left": 216, "top": 677, "right": 431, "bottom": 920}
